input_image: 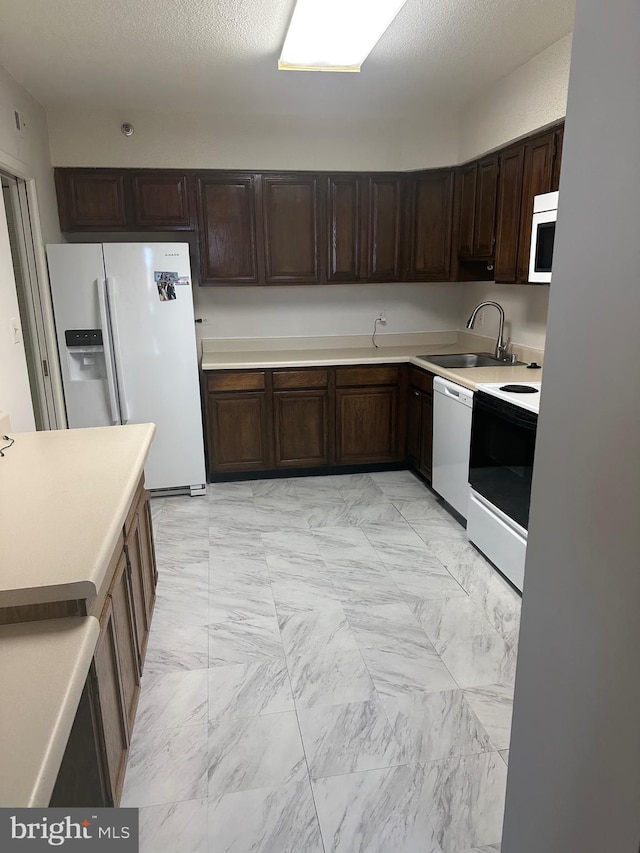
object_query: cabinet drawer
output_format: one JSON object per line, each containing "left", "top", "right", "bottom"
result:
{"left": 336, "top": 366, "right": 399, "bottom": 387}
{"left": 273, "top": 369, "right": 328, "bottom": 390}
{"left": 206, "top": 372, "right": 265, "bottom": 392}
{"left": 409, "top": 368, "right": 434, "bottom": 394}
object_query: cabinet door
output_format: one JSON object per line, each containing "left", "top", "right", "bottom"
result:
{"left": 418, "top": 393, "right": 434, "bottom": 480}
{"left": 274, "top": 391, "right": 330, "bottom": 467}
{"left": 551, "top": 124, "right": 564, "bottom": 192}
{"left": 494, "top": 146, "right": 525, "bottom": 283}
{"left": 517, "top": 130, "right": 556, "bottom": 282}
{"left": 50, "top": 672, "right": 112, "bottom": 807}
{"left": 109, "top": 552, "right": 140, "bottom": 734}
{"left": 198, "top": 174, "right": 260, "bottom": 284}
{"left": 473, "top": 156, "right": 499, "bottom": 258}
{"left": 207, "top": 392, "right": 270, "bottom": 473}
{"left": 336, "top": 387, "right": 398, "bottom": 464}
{"left": 132, "top": 172, "right": 193, "bottom": 229}
{"left": 55, "top": 169, "right": 128, "bottom": 230}
{"left": 326, "top": 175, "right": 362, "bottom": 282}
{"left": 93, "top": 600, "right": 129, "bottom": 804}
{"left": 125, "top": 493, "right": 156, "bottom": 668}
{"left": 262, "top": 175, "right": 322, "bottom": 283}
{"left": 406, "top": 387, "right": 423, "bottom": 468}
{"left": 404, "top": 170, "right": 455, "bottom": 280}
{"left": 365, "top": 175, "right": 403, "bottom": 281}
{"left": 457, "top": 164, "right": 477, "bottom": 258}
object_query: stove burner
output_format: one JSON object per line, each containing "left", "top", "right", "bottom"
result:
{"left": 499, "top": 384, "right": 539, "bottom": 394}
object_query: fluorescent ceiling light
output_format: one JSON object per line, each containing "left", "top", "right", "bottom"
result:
{"left": 279, "top": 0, "right": 409, "bottom": 73}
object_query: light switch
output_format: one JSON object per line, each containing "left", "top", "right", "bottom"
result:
{"left": 10, "top": 317, "right": 22, "bottom": 344}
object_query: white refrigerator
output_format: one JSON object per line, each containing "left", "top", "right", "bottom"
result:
{"left": 46, "top": 243, "right": 206, "bottom": 495}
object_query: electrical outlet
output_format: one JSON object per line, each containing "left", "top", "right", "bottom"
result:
{"left": 377, "top": 310, "right": 387, "bottom": 324}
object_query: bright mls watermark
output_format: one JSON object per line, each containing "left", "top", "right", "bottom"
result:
{"left": 0, "top": 809, "right": 138, "bottom": 850}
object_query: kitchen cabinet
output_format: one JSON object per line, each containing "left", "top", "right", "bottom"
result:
{"left": 365, "top": 175, "right": 403, "bottom": 281}
{"left": 406, "top": 367, "right": 434, "bottom": 480}
{"left": 272, "top": 369, "right": 331, "bottom": 468}
{"left": 494, "top": 145, "right": 526, "bottom": 283}
{"left": 516, "top": 130, "right": 557, "bottom": 282}
{"left": 93, "top": 594, "right": 129, "bottom": 804}
{"left": 551, "top": 124, "right": 564, "bottom": 192}
{"left": 131, "top": 172, "right": 194, "bottom": 229}
{"left": 124, "top": 486, "right": 156, "bottom": 668}
{"left": 261, "top": 174, "right": 322, "bottom": 283}
{"left": 108, "top": 550, "right": 140, "bottom": 735}
{"left": 326, "top": 175, "right": 363, "bottom": 282}
{"left": 55, "top": 169, "right": 129, "bottom": 231}
{"left": 335, "top": 366, "right": 402, "bottom": 464}
{"left": 404, "top": 170, "right": 455, "bottom": 280}
{"left": 473, "top": 156, "right": 499, "bottom": 258}
{"left": 197, "top": 173, "right": 261, "bottom": 284}
{"left": 457, "top": 163, "right": 477, "bottom": 258}
{"left": 206, "top": 372, "right": 271, "bottom": 474}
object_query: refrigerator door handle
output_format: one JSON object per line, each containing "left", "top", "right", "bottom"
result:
{"left": 106, "top": 276, "right": 130, "bottom": 423}
{"left": 97, "top": 277, "right": 121, "bottom": 424}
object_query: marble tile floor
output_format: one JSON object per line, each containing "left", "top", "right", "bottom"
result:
{"left": 124, "top": 471, "right": 521, "bottom": 852}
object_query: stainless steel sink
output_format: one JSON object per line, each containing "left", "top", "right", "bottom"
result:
{"left": 416, "top": 352, "right": 523, "bottom": 368}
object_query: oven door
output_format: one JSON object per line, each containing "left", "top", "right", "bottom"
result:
{"left": 469, "top": 392, "right": 538, "bottom": 530}
{"left": 528, "top": 207, "right": 556, "bottom": 283}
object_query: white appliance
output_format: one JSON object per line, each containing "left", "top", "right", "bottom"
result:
{"left": 46, "top": 243, "right": 206, "bottom": 495}
{"left": 467, "top": 380, "right": 541, "bottom": 591}
{"left": 529, "top": 191, "right": 558, "bottom": 283}
{"left": 432, "top": 377, "right": 474, "bottom": 519}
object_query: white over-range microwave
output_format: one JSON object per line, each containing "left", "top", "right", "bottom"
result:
{"left": 528, "top": 190, "right": 558, "bottom": 283}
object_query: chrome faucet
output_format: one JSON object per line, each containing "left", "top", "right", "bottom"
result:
{"left": 466, "top": 301, "right": 508, "bottom": 361}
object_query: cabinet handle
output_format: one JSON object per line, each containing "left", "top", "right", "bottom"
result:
{"left": 413, "top": 390, "right": 420, "bottom": 396}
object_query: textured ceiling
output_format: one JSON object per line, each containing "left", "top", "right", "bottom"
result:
{"left": 0, "top": 0, "right": 574, "bottom": 119}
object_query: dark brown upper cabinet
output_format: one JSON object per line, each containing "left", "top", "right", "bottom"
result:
{"left": 494, "top": 145, "right": 526, "bottom": 283}
{"left": 261, "top": 174, "right": 322, "bottom": 284}
{"left": 551, "top": 124, "right": 564, "bottom": 192}
{"left": 404, "top": 169, "right": 455, "bottom": 281}
{"left": 197, "top": 174, "right": 260, "bottom": 284}
{"left": 131, "top": 172, "right": 193, "bottom": 229}
{"left": 457, "top": 163, "right": 477, "bottom": 258}
{"left": 56, "top": 170, "right": 128, "bottom": 231}
{"left": 326, "top": 175, "right": 363, "bottom": 282}
{"left": 516, "top": 130, "right": 557, "bottom": 282}
{"left": 365, "top": 175, "right": 403, "bottom": 281}
{"left": 457, "top": 157, "right": 498, "bottom": 260}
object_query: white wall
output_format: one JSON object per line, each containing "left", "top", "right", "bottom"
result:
{"left": 502, "top": 1, "right": 640, "bottom": 850}
{"left": 457, "top": 282, "right": 549, "bottom": 350}
{"left": 0, "top": 65, "right": 60, "bottom": 430}
{"left": 459, "top": 34, "right": 572, "bottom": 162}
{"left": 48, "top": 108, "right": 460, "bottom": 172}
{"left": 193, "top": 282, "right": 461, "bottom": 341}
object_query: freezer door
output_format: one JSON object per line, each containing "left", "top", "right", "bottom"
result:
{"left": 102, "top": 243, "right": 205, "bottom": 491}
{"left": 46, "top": 244, "right": 120, "bottom": 428}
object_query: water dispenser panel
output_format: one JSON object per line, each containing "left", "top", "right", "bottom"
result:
{"left": 65, "top": 329, "right": 107, "bottom": 381}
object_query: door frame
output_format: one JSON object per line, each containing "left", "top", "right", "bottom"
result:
{"left": 0, "top": 147, "right": 66, "bottom": 429}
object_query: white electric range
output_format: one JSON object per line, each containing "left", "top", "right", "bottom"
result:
{"left": 466, "top": 380, "right": 542, "bottom": 592}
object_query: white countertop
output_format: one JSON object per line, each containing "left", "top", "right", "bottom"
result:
{"left": 0, "top": 423, "right": 155, "bottom": 609}
{"left": 0, "top": 616, "right": 100, "bottom": 807}
{"left": 201, "top": 334, "right": 543, "bottom": 392}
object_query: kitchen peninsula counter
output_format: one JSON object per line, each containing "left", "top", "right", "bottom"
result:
{"left": 0, "top": 423, "right": 155, "bottom": 610}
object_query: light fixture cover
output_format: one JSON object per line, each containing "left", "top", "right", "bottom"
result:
{"left": 279, "top": 0, "right": 409, "bottom": 72}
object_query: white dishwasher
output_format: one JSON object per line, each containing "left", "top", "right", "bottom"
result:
{"left": 432, "top": 377, "right": 474, "bottom": 519}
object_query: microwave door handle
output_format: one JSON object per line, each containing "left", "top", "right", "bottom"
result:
{"left": 106, "top": 276, "right": 130, "bottom": 423}
{"left": 96, "top": 277, "right": 120, "bottom": 424}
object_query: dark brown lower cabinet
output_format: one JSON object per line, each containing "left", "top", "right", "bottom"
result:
{"left": 335, "top": 387, "right": 399, "bottom": 464}
{"left": 125, "top": 488, "right": 156, "bottom": 667}
{"left": 406, "top": 367, "right": 434, "bottom": 480}
{"left": 274, "top": 390, "right": 330, "bottom": 467}
{"left": 207, "top": 392, "right": 270, "bottom": 472}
